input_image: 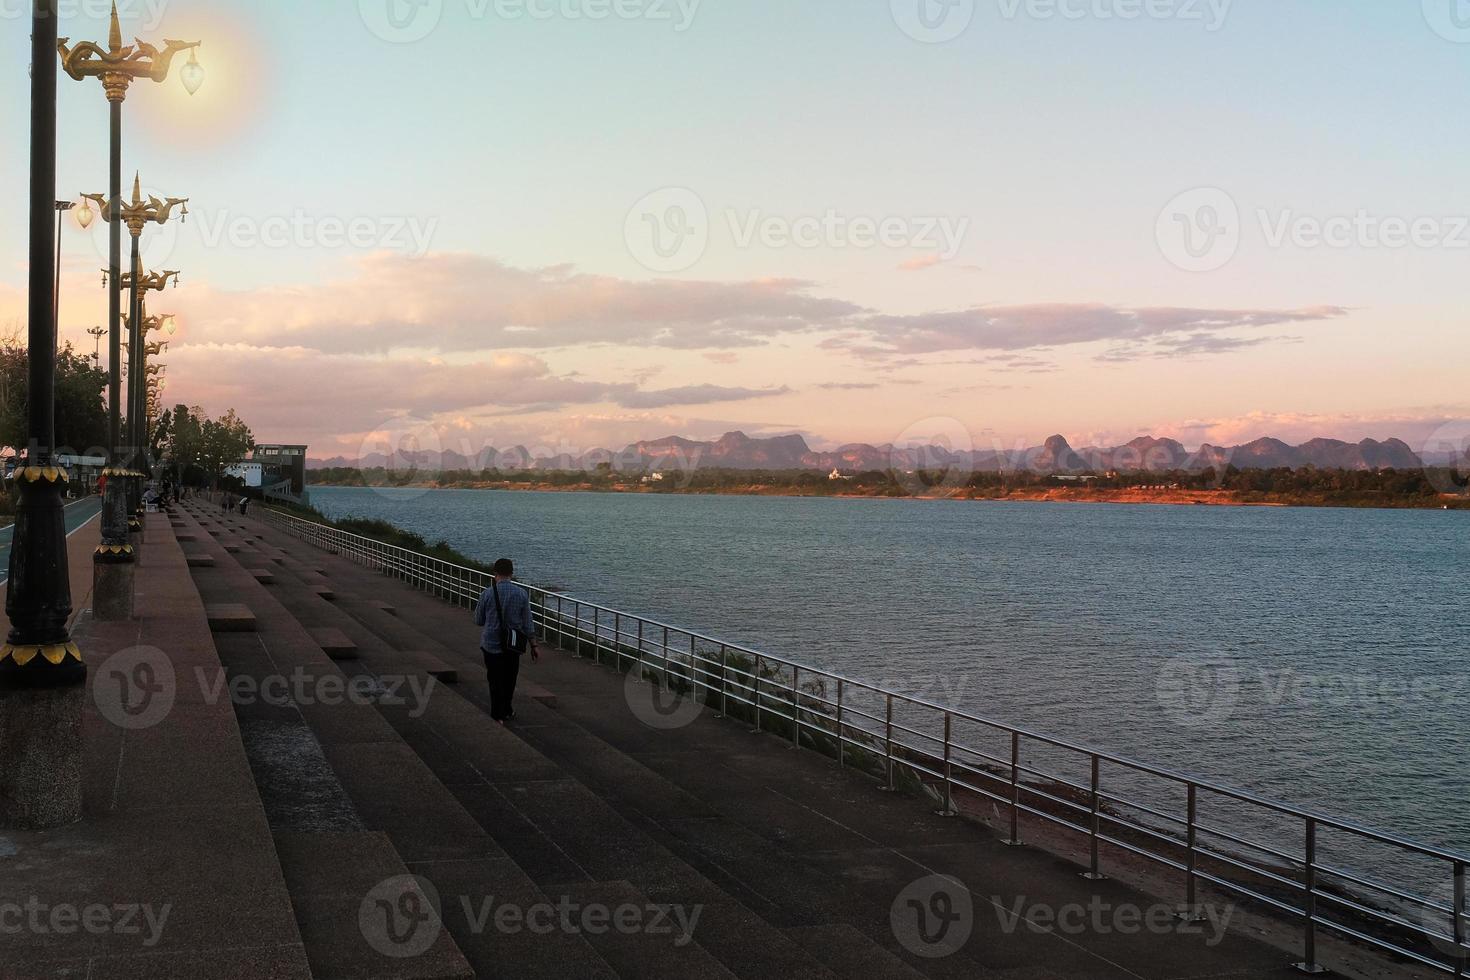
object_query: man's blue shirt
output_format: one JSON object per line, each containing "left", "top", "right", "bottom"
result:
{"left": 474, "top": 581, "right": 535, "bottom": 655}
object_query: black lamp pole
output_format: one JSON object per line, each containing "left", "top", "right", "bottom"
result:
{"left": 1, "top": 0, "right": 83, "bottom": 687}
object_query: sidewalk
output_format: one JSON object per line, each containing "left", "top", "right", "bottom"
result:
{"left": 0, "top": 512, "right": 311, "bottom": 979}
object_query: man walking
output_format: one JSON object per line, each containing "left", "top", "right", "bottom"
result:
{"left": 474, "top": 559, "right": 539, "bottom": 723}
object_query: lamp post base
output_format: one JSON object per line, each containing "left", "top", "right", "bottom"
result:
{"left": 93, "top": 549, "right": 136, "bottom": 621}
{"left": 0, "top": 682, "right": 84, "bottom": 830}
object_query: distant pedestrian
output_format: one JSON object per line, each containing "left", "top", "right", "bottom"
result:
{"left": 474, "top": 559, "right": 538, "bottom": 723}
{"left": 239, "top": 497, "right": 250, "bottom": 516}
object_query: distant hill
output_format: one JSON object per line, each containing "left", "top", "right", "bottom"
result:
{"left": 309, "top": 431, "right": 1429, "bottom": 475}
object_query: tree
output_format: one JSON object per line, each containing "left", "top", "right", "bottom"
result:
{"left": 0, "top": 339, "right": 108, "bottom": 457}
{"left": 197, "top": 408, "right": 255, "bottom": 489}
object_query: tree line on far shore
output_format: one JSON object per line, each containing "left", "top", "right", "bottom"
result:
{"left": 308, "top": 462, "right": 1470, "bottom": 509}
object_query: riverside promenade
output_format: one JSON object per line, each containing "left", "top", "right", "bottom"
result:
{"left": 0, "top": 501, "right": 1436, "bottom": 979}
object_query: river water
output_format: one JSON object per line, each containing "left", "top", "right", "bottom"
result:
{"left": 310, "top": 486, "right": 1470, "bottom": 891}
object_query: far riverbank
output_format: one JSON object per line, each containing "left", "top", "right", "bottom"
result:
{"left": 306, "top": 477, "right": 1470, "bottom": 511}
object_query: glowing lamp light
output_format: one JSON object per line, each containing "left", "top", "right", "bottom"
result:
{"left": 163, "top": 315, "right": 178, "bottom": 336}
{"left": 181, "top": 50, "right": 205, "bottom": 96}
{"left": 75, "top": 200, "right": 95, "bottom": 229}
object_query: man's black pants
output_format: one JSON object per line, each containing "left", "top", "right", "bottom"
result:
{"left": 482, "top": 649, "right": 521, "bottom": 721}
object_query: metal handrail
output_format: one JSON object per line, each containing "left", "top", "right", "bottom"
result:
{"left": 258, "top": 504, "right": 1470, "bottom": 976}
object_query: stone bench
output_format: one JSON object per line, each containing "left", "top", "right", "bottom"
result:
{"left": 206, "top": 604, "right": 257, "bottom": 633}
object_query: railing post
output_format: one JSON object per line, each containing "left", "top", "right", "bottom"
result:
{"left": 1293, "top": 818, "right": 1325, "bottom": 974}
{"left": 878, "top": 694, "right": 897, "bottom": 792}
{"left": 715, "top": 644, "right": 727, "bottom": 719}
{"left": 1455, "top": 860, "right": 1466, "bottom": 979}
{"left": 750, "top": 655, "right": 764, "bottom": 734}
{"left": 1005, "top": 731, "right": 1022, "bottom": 845}
{"left": 936, "top": 712, "right": 957, "bottom": 817}
{"left": 690, "top": 633, "right": 699, "bottom": 704}
{"left": 636, "top": 619, "right": 645, "bottom": 681}
{"left": 593, "top": 607, "right": 601, "bottom": 664}
{"left": 835, "top": 679, "right": 844, "bottom": 768}
{"left": 661, "top": 626, "right": 670, "bottom": 693}
{"left": 1082, "top": 754, "right": 1105, "bottom": 879}
{"left": 1180, "top": 783, "right": 1204, "bottom": 921}
{"left": 614, "top": 613, "right": 622, "bottom": 671}
{"left": 789, "top": 666, "right": 800, "bottom": 749}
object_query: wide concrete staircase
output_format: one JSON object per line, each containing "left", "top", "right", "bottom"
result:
{"left": 167, "top": 500, "right": 1303, "bottom": 980}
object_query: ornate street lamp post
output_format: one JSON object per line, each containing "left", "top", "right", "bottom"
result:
{"left": 87, "top": 325, "right": 106, "bottom": 368}
{"left": 80, "top": 179, "right": 186, "bottom": 560}
{"left": 60, "top": 3, "right": 200, "bottom": 619}
{"left": 1, "top": 0, "right": 85, "bottom": 831}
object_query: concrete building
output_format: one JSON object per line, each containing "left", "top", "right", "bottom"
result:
{"left": 226, "top": 444, "right": 309, "bottom": 502}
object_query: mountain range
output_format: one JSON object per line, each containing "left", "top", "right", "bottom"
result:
{"left": 309, "top": 431, "right": 1432, "bottom": 475}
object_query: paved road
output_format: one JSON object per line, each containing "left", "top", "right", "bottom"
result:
{"left": 0, "top": 495, "right": 104, "bottom": 585}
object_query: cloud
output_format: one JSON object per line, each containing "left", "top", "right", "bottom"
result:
{"left": 617, "top": 384, "right": 789, "bottom": 409}
{"left": 816, "top": 382, "right": 880, "bottom": 390}
{"left": 168, "top": 253, "right": 862, "bottom": 353}
{"left": 1145, "top": 408, "right": 1470, "bottom": 450}
{"left": 897, "top": 255, "right": 944, "bottom": 272}
{"left": 162, "top": 344, "right": 795, "bottom": 447}
{"left": 840, "top": 304, "right": 1349, "bottom": 357}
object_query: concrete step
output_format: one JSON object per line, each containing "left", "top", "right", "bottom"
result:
{"left": 308, "top": 626, "right": 359, "bottom": 660}
{"left": 274, "top": 831, "right": 474, "bottom": 980}
{"left": 207, "top": 603, "right": 257, "bottom": 632}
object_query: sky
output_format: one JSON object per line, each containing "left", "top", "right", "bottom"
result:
{"left": 3, "top": 0, "right": 1469, "bottom": 460}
